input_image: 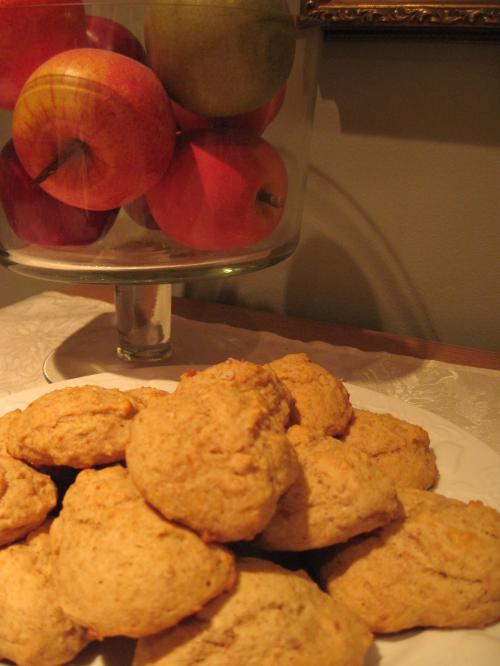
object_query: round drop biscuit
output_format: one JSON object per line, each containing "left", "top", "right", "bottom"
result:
{"left": 266, "top": 353, "right": 353, "bottom": 436}
{"left": 0, "top": 408, "right": 20, "bottom": 454}
{"left": 7, "top": 385, "right": 137, "bottom": 467}
{"left": 125, "top": 385, "right": 171, "bottom": 410}
{"left": 127, "top": 386, "right": 298, "bottom": 542}
{"left": 318, "top": 488, "right": 500, "bottom": 633}
{"left": 256, "top": 425, "right": 402, "bottom": 551}
{"left": 177, "top": 358, "right": 293, "bottom": 429}
{"left": 0, "top": 454, "right": 57, "bottom": 546}
{"left": 133, "top": 557, "right": 373, "bottom": 666}
{"left": 0, "top": 524, "right": 90, "bottom": 666}
{"left": 340, "top": 408, "right": 438, "bottom": 489}
{"left": 50, "top": 465, "right": 236, "bottom": 639}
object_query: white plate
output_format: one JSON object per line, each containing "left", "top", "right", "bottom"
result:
{"left": 1, "top": 372, "right": 499, "bottom": 666}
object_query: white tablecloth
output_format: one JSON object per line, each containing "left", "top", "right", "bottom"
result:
{"left": 0, "top": 291, "right": 498, "bottom": 454}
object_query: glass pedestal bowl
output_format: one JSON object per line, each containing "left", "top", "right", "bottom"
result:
{"left": 0, "top": 1, "right": 321, "bottom": 381}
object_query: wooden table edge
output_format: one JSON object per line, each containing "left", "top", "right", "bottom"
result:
{"left": 60, "top": 285, "right": 500, "bottom": 371}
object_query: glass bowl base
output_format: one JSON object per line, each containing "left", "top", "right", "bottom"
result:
{"left": 42, "top": 312, "right": 174, "bottom": 382}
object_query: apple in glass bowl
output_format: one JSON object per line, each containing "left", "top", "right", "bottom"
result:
{"left": 0, "top": 140, "right": 118, "bottom": 246}
{"left": 0, "top": 0, "right": 87, "bottom": 109}
{"left": 12, "top": 48, "right": 176, "bottom": 211}
{"left": 85, "top": 15, "right": 148, "bottom": 64}
{"left": 147, "top": 129, "right": 288, "bottom": 252}
{"left": 144, "top": 0, "right": 296, "bottom": 117}
{"left": 0, "top": 1, "right": 321, "bottom": 377}
{"left": 171, "top": 85, "right": 287, "bottom": 136}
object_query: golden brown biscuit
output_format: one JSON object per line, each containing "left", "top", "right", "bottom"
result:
{"left": 266, "top": 353, "right": 353, "bottom": 436}
{"left": 256, "top": 425, "right": 401, "bottom": 551}
{"left": 0, "top": 408, "right": 20, "bottom": 454}
{"left": 177, "top": 358, "right": 293, "bottom": 429}
{"left": 133, "top": 557, "right": 373, "bottom": 666}
{"left": 50, "top": 465, "right": 236, "bottom": 639}
{"left": 0, "top": 467, "right": 5, "bottom": 497}
{"left": 318, "top": 488, "right": 500, "bottom": 633}
{"left": 125, "top": 385, "right": 171, "bottom": 410}
{"left": 127, "top": 386, "right": 298, "bottom": 542}
{"left": 0, "top": 454, "right": 57, "bottom": 546}
{"left": 0, "top": 523, "right": 90, "bottom": 666}
{"left": 7, "top": 385, "right": 137, "bottom": 468}
{"left": 340, "top": 408, "right": 438, "bottom": 489}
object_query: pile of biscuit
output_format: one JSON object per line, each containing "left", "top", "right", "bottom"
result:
{"left": 0, "top": 353, "right": 499, "bottom": 666}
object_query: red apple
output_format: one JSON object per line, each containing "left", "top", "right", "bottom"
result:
{"left": 0, "top": 140, "right": 117, "bottom": 246}
{"left": 12, "top": 48, "right": 176, "bottom": 211}
{"left": 0, "top": 0, "right": 87, "bottom": 109}
{"left": 147, "top": 129, "right": 288, "bottom": 251}
{"left": 172, "top": 85, "right": 286, "bottom": 136}
{"left": 85, "top": 15, "right": 147, "bottom": 65}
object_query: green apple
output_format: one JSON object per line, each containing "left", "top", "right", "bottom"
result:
{"left": 144, "top": 0, "right": 296, "bottom": 117}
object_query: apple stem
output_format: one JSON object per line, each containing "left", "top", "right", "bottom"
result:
{"left": 257, "top": 190, "right": 286, "bottom": 208}
{"left": 32, "top": 138, "right": 88, "bottom": 186}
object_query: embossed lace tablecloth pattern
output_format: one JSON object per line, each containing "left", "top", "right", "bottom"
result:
{"left": 0, "top": 291, "right": 498, "bottom": 454}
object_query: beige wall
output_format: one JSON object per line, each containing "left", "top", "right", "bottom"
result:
{"left": 188, "top": 34, "right": 500, "bottom": 352}
{"left": 2, "top": 34, "right": 499, "bottom": 351}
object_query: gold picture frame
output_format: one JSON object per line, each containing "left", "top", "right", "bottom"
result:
{"left": 301, "top": 0, "right": 500, "bottom": 31}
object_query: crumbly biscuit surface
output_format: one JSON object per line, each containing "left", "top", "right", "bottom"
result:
{"left": 266, "top": 353, "right": 353, "bottom": 436}
{"left": 178, "top": 358, "right": 293, "bottom": 429}
{"left": 125, "top": 386, "right": 170, "bottom": 410}
{"left": 257, "top": 425, "right": 401, "bottom": 551}
{"left": 50, "top": 465, "right": 236, "bottom": 639}
{"left": 127, "top": 386, "right": 298, "bottom": 542}
{"left": 0, "top": 454, "right": 57, "bottom": 546}
{"left": 0, "top": 408, "right": 20, "bottom": 455}
{"left": 0, "top": 524, "right": 89, "bottom": 666}
{"left": 133, "top": 557, "right": 373, "bottom": 666}
{"left": 7, "top": 385, "right": 137, "bottom": 467}
{"left": 0, "top": 467, "right": 6, "bottom": 498}
{"left": 341, "top": 408, "right": 438, "bottom": 489}
{"left": 319, "top": 488, "right": 500, "bottom": 632}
